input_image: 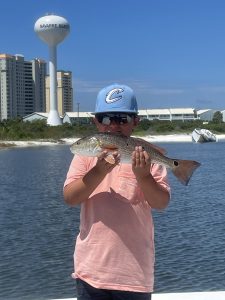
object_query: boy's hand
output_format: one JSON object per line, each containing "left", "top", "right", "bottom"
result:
{"left": 132, "top": 146, "right": 151, "bottom": 179}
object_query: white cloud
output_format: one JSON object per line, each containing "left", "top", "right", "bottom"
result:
{"left": 148, "top": 88, "right": 184, "bottom": 95}
{"left": 71, "top": 78, "right": 225, "bottom": 110}
{"left": 73, "top": 78, "right": 102, "bottom": 93}
{"left": 197, "top": 85, "right": 225, "bottom": 93}
{"left": 73, "top": 78, "right": 184, "bottom": 95}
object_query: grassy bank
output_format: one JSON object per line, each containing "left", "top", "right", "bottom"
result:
{"left": 1, "top": 118, "right": 225, "bottom": 141}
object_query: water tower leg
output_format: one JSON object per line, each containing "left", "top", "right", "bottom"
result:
{"left": 47, "top": 45, "right": 62, "bottom": 126}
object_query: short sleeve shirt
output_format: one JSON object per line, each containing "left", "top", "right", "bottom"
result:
{"left": 64, "top": 155, "right": 170, "bottom": 292}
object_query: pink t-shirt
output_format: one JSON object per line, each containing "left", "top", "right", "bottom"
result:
{"left": 64, "top": 155, "right": 170, "bottom": 292}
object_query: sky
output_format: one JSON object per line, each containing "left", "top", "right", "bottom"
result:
{"left": 2, "top": 0, "right": 225, "bottom": 112}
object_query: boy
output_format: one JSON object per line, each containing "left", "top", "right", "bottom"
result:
{"left": 64, "top": 83, "right": 170, "bottom": 300}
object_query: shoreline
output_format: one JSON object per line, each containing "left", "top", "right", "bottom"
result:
{"left": 1, "top": 133, "right": 225, "bottom": 148}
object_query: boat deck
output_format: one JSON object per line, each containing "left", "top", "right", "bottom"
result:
{"left": 51, "top": 291, "right": 225, "bottom": 300}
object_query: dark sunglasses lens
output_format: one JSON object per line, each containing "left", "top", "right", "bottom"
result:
{"left": 118, "top": 117, "right": 128, "bottom": 124}
{"left": 96, "top": 115, "right": 103, "bottom": 123}
{"left": 97, "top": 114, "right": 133, "bottom": 125}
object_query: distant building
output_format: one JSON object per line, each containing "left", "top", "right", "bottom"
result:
{"left": 23, "top": 112, "right": 49, "bottom": 122}
{"left": 0, "top": 53, "right": 46, "bottom": 121}
{"left": 63, "top": 112, "right": 92, "bottom": 124}
{"left": 196, "top": 109, "right": 216, "bottom": 121}
{"left": 32, "top": 59, "right": 47, "bottom": 113}
{"left": 23, "top": 108, "right": 225, "bottom": 124}
{"left": 138, "top": 108, "right": 197, "bottom": 121}
{"left": 45, "top": 71, "right": 73, "bottom": 116}
{"left": 221, "top": 110, "right": 225, "bottom": 122}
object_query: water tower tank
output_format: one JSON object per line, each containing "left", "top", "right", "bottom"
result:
{"left": 34, "top": 14, "right": 70, "bottom": 46}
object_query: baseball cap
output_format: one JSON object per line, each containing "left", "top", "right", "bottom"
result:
{"left": 93, "top": 83, "right": 138, "bottom": 115}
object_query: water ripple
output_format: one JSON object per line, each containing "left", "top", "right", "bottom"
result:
{"left": 1, "top": 143, "right": 225, "bottom": 298}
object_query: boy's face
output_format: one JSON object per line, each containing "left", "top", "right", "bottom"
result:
{"left": 93, "top": 113, "right": 139, "bottom": 137}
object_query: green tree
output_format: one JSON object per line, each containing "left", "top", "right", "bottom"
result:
{"left": 138, "top": 119, "right": 151, "bottom": 131}
{"left": 212, "top": 111, "right": 223, "bottom": 123}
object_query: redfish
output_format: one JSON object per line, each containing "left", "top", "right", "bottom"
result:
{"left": 70, "top": 132, "right": 201, "bottom": 185}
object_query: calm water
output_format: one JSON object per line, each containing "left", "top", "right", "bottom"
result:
{"left": 0, "top": 142, "right": 225, "bottom": 299}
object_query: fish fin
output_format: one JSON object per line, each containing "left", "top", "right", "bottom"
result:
{"left": 103, "top": 145, "right": 118, "bottom": 150}
{"left": 148, "top": 143, "right": 167, "bottom": 155}
{"left": 135, "top": 137, "right": 167, "bottom": 154}
{"left": 172, "top": 159, "right": 201, "bottom": 185}
{"left": 100, "top": 143, "right": 118, "bottom": 150}
{"left": 104, "top": 154, "right": 116, "bottom": 164}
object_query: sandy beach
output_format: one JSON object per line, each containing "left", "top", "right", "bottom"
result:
{"left": 1, "top": 133, "right": 225, "bottom": 148}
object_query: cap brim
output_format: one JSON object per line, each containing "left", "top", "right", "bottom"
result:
{"left": 92, "top": 110, "right": 138, "bottom": 115}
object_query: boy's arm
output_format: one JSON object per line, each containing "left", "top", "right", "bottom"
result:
{"left": 136, "top": 173, "right": 170, "bottom": 210}
{"left": 64, "top": 151, "right": 119, "bottom": 206}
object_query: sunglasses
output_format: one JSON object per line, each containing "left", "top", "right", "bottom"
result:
{"left": 96, "top": 113, "right": 134, "bottom": 125}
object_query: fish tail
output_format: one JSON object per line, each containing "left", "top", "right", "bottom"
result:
{"left": 172, "top": 159, "right": 201, "bottom": 185}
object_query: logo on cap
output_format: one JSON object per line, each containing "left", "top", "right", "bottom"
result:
{"left": 105, "top": 88, "right": 124, "bottom": 104}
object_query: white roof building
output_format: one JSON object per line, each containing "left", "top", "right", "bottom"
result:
{"left": 23, "top": 112, "right": 49, "bottom": 122}
{"left": 23, "top": 108, "right": 225, "bottom": 124}
{"left": 139, "top": 108, "right": 197, "bottom": 121}
{"left": 197, "top": 109, "right": 216, "bottom": 121}
{"left": 63, "top": 112, "right": 92, "bottom": 124}
{"left": 221, "top": 110, "right": 225, "bottom": 122}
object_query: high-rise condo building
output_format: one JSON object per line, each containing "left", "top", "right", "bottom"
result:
{"left": 0, "top": 54, "right": 46, "bottom": 121}
{"left": 45, "top": 70, "right": 73, "bottom": 116}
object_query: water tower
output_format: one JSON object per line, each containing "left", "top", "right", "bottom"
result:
{"left": 34, "top": 14, "right": 70, "bottom": 126}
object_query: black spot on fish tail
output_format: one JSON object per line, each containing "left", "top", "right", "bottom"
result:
{"left": 172, "top": 159, "right": 201, "bottom": 185}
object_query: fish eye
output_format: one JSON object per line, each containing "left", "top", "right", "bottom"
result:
{"left": 173, "top": 160, "right": 179, "bottom": 167}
